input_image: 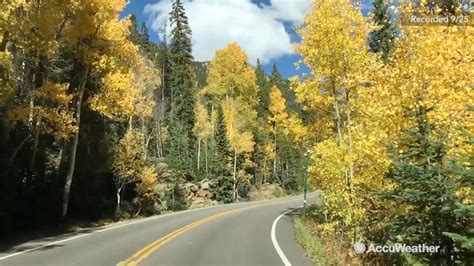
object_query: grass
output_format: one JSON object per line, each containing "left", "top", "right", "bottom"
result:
{"left": 294, "top": 205, "right": 362, "bottom": 265}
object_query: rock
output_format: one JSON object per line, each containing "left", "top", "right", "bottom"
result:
{"left": 156, "top": 162, "right": 168, "bottom": 172}
{"left": 154, "top": 201, "right": 163, "bottom": 213}
{"left": 182, "top": 182, "right": 199, "bottom": 193}
{"left": 196, "top": 189, "right": 213, "bottom": 199}
{"left": 192, "top": 197, "right": 204, "bottom": 205}
{"left": 200, "top": 181, "right": 210, "bottom": 190}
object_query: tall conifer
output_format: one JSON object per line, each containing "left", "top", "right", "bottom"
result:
{"left": 167, "top": 0, "right": 196, "bottom": 170}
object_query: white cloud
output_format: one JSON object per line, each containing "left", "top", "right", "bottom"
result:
{"left": 261, "top": 0, "right": 313, "bottom": 24}
{"left": 144, "top": 0, "right": 312, "bottom": 64}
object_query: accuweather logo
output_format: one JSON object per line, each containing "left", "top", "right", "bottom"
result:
{"left": 354, "top": 243, "right": 366, "bottom": 254}
{"left": 354, "top": 242, "right": 440, "bottom": 254}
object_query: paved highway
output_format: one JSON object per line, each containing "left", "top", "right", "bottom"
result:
{"left": 0, "top": 193, "right": 318, "bottom": 266}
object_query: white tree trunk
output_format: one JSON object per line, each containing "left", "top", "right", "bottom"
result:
{"left": 346, "top": 107, "right": 354, "bottom": 192}
{"left": 115, "top": 186, "right": 122, "bottom": 215}
{"left": 205, "top": 140, "right": 208, "bottom": 174}
{"left": 197, "top": 138, "right": 201, "bottom": 170}
{"left": 62, "top": 64, "right": 89, "bottom": 217}
{"left": 233, "top": 151, "right": 237, "bottom": 202}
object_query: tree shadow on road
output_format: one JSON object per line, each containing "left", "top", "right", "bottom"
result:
{"left": 0, "top": 227, "right": 100, "bottom": 254}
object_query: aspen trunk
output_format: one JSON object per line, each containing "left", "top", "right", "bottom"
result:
{"left": 345, "top": 90, "right": 354, "bottom": 193}
{"left": 333, "top": 97, "right": 342, "bottom": 146}
{"left": 58, "top": 141, "right": 68, "bottom": 174}
{"left": 155, "top": 121, "right": 163, "bottom": 158}
{"left": 331, "top": 81, "right": 343, "bottom": 146}
{"left": 115, "top": 186, "right": 122, "bottom": 215}
{"left": 28, "top": 92, "right": 35, "bottom": 129}
{"left": 10, "top": 135, "right": 31, "bottom": 162}
{"left": 346, "top": 108, "right": 354, "bottom": 192}
{"left": 30, "top": 57, "right": 49, "bottom": 172}
{"left": 233, "top": 151, "right": 237, "bottom": 202}
{"left": 197, "top": 138, "right": 201, "bottom": 170}
{"left": 30, "top": 120, "right": 40, "bottom": 171}
{"left": 57, "top": 143, "right": 64, "bottom": 171}
{"left": 262, "top": 158, "right": 267, "bottom": 185}
{"left": 62, "top": 64, "right": 89, "bottom": 217}
{"left": 205, "top": 140, "right": 208, "bottom": 173}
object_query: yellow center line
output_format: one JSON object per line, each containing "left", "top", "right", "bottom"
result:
{"left": 117, "top": 204, "right": 262, "bottom": 266}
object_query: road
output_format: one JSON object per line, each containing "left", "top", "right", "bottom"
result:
{"left": 0, "top": 193, "right": 318, "bottom": 266}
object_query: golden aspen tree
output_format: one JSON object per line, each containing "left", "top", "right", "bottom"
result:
{"left": 224, "top": 100, "right": 255, "bottom": 201}
{"left": 88, "top": 38, "right": 159, "bottom": 217}
{"left": 61, "top": 0, "right": 141, "bottom": 217}
{"left": 355, "top": 3, "right": 474, "bottom": 232}
{"left": 3, "top": 1, "right": 88, "bottom": 173}
{"left": 8, "top": 82, "right": 76, "bottom": 140}
{"left": 202, "top": 43, "right": 258, "bottom": 201}
{"left": 294, "top": 0, "right": 473, "bottom": 246}
{"left": 133, "top": 58, "right": 161, "bottom": 160}
{"left": 193, "top": 100, "right": 212, "bottom": 172}
{"left": 268, "top": 85, "right": 289, "bottom": 178}
{"left": 112, "top": 129, "right": 144, "bottom": 214}
{"left": 293, "top": 0, "right": 378, "bottom": 240}
{"left": 135, "top": 166, "right": 158, "bottom": 202}
{"left": 0, "top": 1, "right": 31, "bottom": 102}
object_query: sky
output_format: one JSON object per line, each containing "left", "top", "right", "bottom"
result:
{"left": 122, "top": 0, "right": 374, "bottom": 79}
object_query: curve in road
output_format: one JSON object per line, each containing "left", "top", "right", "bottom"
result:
{"left": 0, "top": 193, "right": 318, "bottom": 266}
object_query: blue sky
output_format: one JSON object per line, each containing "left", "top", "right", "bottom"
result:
{"left": 122, "top": 0, "right": 374, "bottom": 79}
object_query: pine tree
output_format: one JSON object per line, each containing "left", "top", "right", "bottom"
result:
{"left": 380, "top": 102, "right": 471, "bottom": 264}
{"left": 368, "top": 0, "right": 397, "bottom": 62}
{"left": 442, "top": 106, "right": 474, "bottom": 263}
{"left": 270, "top": 64, "right": 283, "bottom": 88}
{"left": 214, "top": 105, "right": 230, "bottom": 175}
{"left": 139, "top": 22, "right": 151, "bottom": 54}
{"left": 141, "top": 22, "right": 149, "bottom": 42}
{"left": 254, "top": 59, "right": 271, "bottom": 186}
{"left": 269, "top": 64, "right": 298, "bottom": 113}
{"left": 256, "top": 58, "right": 270, "bottom": 116}
{"left": 128, "top": 14, "right": 141, "bottom": 44}
{"left": 167, "top": 0, "right": 196, "bottom": 170}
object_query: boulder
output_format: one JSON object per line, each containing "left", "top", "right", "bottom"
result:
{"left": 200, "top": 181, "right": 210, "bottom": 190}
{"left": 192, "top": 197, "right": 204, "bottom": 205}
{"left": 182, "top": 182, "right": 199, "bottom": 193}
{"left": 196, "top": 189, "right": 213, "bottom": 199}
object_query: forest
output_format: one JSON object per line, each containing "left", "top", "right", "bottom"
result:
{"left": 0, "top": 0, "right": 305, "bottom": 236}
{"left": 0, "top": 0, "right": 473, "bottom": 264}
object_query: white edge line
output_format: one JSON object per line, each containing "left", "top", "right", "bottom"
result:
{"left": 0, "top": 203, "right": 225, "bottom": 261}
{"left": 271, "top": 206, "right": 303, "bottom": 266}
{"left": 0, "top": 195, "right": 304, "bottom": 261}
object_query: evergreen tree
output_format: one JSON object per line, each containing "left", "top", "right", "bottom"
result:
{"left": 256, "top": 58, "right": 270, "bottom": 116}
{"left": 139, "top": 22, "right": 151, "bottom": 54}
{"left": 128, "top": 14, "right": 141, "bottom": 44}
{"left": 158, "top": 24, "right": 171, "bottom": 121}
{"left": 167, "top": 0, "right": 196, "bottom": 170}
{"left": 269, "top": 64, "right": 299, "bottom": 113}
{"left": 270, "top": 64, "right": 283, "bottom": 88}
{"left": 254, "top": 59, "right": 271, "bottom": 186}
{"left": 140, "top": 22, "right": 149, "bottom": 42}
{"left": 215, "top": 175, "right": 234, "bottom": 203}
{"left": 380, "top": 103, "right": 472, "bottom": 264}
{"left": 442, "top": 106, "right": 474, "bottom": 263}
{"left": 214, "top": 105, "right": 230, "bottom": 175}
{"left": 368, "top": 0, "right": 397, "bottom": 62}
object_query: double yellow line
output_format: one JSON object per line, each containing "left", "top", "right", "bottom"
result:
{"left": 117, "top": 205, "right": 258, "bottom": 266}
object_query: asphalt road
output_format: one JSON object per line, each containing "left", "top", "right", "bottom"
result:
{"left": 0, "top": 193, "right": 318, "bottom": 266}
